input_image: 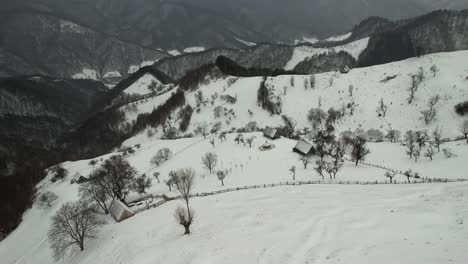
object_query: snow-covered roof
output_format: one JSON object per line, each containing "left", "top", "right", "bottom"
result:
{"left": 264, "top": 126, "right": 279, "bottom": 139}
{"left": 109, "top": 198, "right": 135, "bottom": 222}
{"left": 293, "top": 140, "right": 314, "bottom": 155}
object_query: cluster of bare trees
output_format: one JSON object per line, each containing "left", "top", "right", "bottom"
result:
{"left": 404, "top": 128, "right": 444, "bottom": 162}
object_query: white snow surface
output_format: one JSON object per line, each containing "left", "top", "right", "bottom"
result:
{"left": 71, "top": 68, "right": 99, "bottom": 80}
{"left": 1, "top": 51, "right": 468, "bottom": 264}
{"left": 285, "top": 37, "right": 369, "bottom": 70}
{"left": 183, "top": 47, "right": 206, "bottom": 53}
{"left": 123, "top": 73, "right": 161, "bottom": 95}
{"left": 324, "top": 32, "right": 352, "bottom": 42}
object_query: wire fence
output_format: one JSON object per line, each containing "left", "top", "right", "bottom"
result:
{"left": 132, "top": 177, "right": 468, "bottom": 215}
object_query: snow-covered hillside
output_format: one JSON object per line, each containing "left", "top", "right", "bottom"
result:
{"left": 1, "top": 51, "right": 467, "bottom": 264}
{"left": 284, "top": 37, "right": 369, "bottom": 70}
{"left": 151, "top": 50, "right": 468, "bottom": 139}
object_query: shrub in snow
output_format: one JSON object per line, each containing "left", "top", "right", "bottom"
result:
{"left": 245, "top": 121, "right": 258, "bottom": 132}
{"left": 51, "top": 165, "right": 68, "bottom": 182}
{"left": 366, "top": 129, "right": 384, "bottom": 142}
{"left": 454, "top": 101, "right": 468, "bottom": 116}
{"left": 386, "top": 129, "right": 401, "bottom": 143}
{"left": 216, "top": 170, "right": 228, "bottom": 186}
{"left": 151, "top": 148, "right": 173, "bottom": 167}
{"left": 458, "top": 120, "right": 468, "bottom": 140}
{"left": 385, "top": 171, "right": 397, "bottom": 183}
{"left": 307, "top": 108, "right": 327, "bottom": 130}
{"left": 194, "top": 122, "right": 210, "bottom": 139}
{"left": 376, "top": 98, "right": 388, "bottom": 117}
{"left": 289, "top": 166, "right": 296, "bottom": 180}
{"left": 132, "top": 174, "right": 152, "bottom": 196}
{"left": 37, "top": 191, "right": 58, "bottom": 208}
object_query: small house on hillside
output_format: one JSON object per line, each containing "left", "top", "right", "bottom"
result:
{"left": 293, "top": 140, "right": 315, "bottom": 156}
{"left": 263, "top": 126, "right": 280, "bottom": 140}
{"left": 109, "top": 198, "right": 135, "bottom": 222}
{"left": 70, "top": 172, "right": 89, "bottom": 184}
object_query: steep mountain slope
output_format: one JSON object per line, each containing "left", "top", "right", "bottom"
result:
{"left": 0, "top": 11, "right": 169, "bottom": 84}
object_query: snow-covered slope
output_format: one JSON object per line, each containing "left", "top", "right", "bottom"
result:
{"left": 163, "top": 51, "right": 467, "bottom": 138}
{"left": 1, "top": 51, "right": 468, "bottom": 264}
{"left": 123, "top": 73, "right": 162, "bottom": 95}
{"left": 284, "top": 37, "right": 369, "bottom": 70}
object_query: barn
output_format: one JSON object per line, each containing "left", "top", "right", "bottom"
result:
{"left": 70, "top": 172, "right": 89, "bottom": 184}
{"left": 263, "top": 126, "right": 280, "bottom": 140}
{"left": 109, "top": 198, "right": 135, "bottom": 222}
{"left": 293, "top": 140, "right": 315, "bottom": 156}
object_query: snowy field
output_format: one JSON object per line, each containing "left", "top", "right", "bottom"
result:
{"left": 2, "top": 182, "right": 467, "bottom": 264}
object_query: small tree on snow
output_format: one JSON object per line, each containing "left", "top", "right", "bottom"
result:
{"left": 314, "top": 160, "right": 325, "bottom": 179}
{"left": 413, "top": 149, "right": 421, "bottom": 162}
{"left": 172, "top": 168, "right": 195, "bottom": 235}
{"left": 153, "top": 172, "right": 161, "bottom": 183}
{"left": 376, "top": 98, "right": 388, "bottom": 117}
{"left": 201, "top": 152, "right": 218, "bottom": 174}
{"left": 403, "top": 170, "right": 413, "bottom": 183}
{"left": 209, "top": 138, "right": 215, "bottom": 148}
{"left": 151, "top": 148, "right": 173, "bottom": 167}
{"left": 37, "top": 191, "right": 58, "bottom": 208}
{"left": 324, "top": 161, "right": 342, "bottom": 179}
{"left": 246, "top": 136, "right": 255, "bottom": 148}
{"left": 289, "top": 166, "right": 296, "bottom": 180}
{"left": 420, "top": 95, "right": 440, "bottom": 125}
{"left": 385, "top": 171, "right": 396, "bottom": 183}
{"left": 458, "top": 120, "right": 468, "bottom": 141}
{"left": 350, "top": 136, "right": 370, "bottom": 166}
{"left": 79, "top": 180, "right": 109, "bottom": 214}
{"left": 216, "top": 170, "right": 228, "bottom": 186}
{"left": 48, "top": 200, "right": 104, "bottom": 260}
{"left": 299, "top": 155, "right": 312, "bottom": 169}
{"left": 348, "top": 85, "right": 354, "bottom": 97}
{"left": 386, "top": 129, "right": 401, "bottom": 143}
{"left": 432, "top": 127, "right": 443, "bottom": 152}
{"left": 430, "top": 65, "right": 439, "bottom": 77}
{"left": 132, "top": 174, "right": 152, "bottom": 196}
{"left": 405, "top": 131, "right": 416, "bottom": 159}
{"left": 424, "top": 144, "right": 435, "bottom": 161}
{"left": 407, "top": 75, "right": 420, "bottom": 104}
{"left": 195, "top": 122, "right": 210, "bottom": 139}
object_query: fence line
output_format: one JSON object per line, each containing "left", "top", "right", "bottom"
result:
{"left": 132, "top": 178, "right": 468, "bottom": 215}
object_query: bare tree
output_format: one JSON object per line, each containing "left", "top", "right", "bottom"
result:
{"left": 216, "top": 170, "right": 228, "bottom": 186}
{"left": 386, "top": 129, "right": 401, "bottom": 143}
{"left": 172, "top": 168, "right": 195, "bottom": 235}
{"left": 385, "top": 171, "right": 396, "bottom": 183}
{"left": 289, "top": 166, "right": 296, "bottom": 180}
{"left": 351, "top": 136, "right": 370, "bottom": 166}
{"left": 405, "top": 131, "right": 416, "bottom": 159}
{"left": 246, "top": 136, "right": 255, "bottom": 148}
{"left": 153, "top": 172, "right": 161, "bottom": 183}
{"left": 91, "top": 155, "right": 138, "bottom": 203}
{"left": 403, "top": 170, "right": 413, "bottom": 183}
{"left": 314, "top": 160, "right": 325, "bottom": 179}
{"left": 201, "top": 152, "right": 218, "bottom": 174}
{"left": 79, "top": 180, "right": 109, "bottom": 214}
{"left": 299, "top": 155, "right": 312, "bottom": 169}
{"left": 308, "top": 108, "right": 327, "bottom": 130}
{"left": 348, "top": 85, "right": 354, "bottom": 97}
{"left": 459, "top": 120, "right": 468, "bottom": 141}
{"left": 195, "top": 122, "right": 210, "bottom": 139}
{"left": 209, "top": 138, "right": 215, "bottom": 148}
{"left": 48, "top": 200, "right": 104, "bottom": 260}
{"left": 415, "top": 130, "right": 428, "bottom": 149}
{"left": 430, "top": 65, "right": 439, "bottom": 77}
{"left": 37, "top": 191, "right": 58, "bottom": 208}
{"left": 407, "top": 75, "right": 420, "bottom": 104}
{"left": 413, "top": 149, "right": 421, "bottom": 162}
{"left": 420, "top": 95, "right": 440, "bottom": 125}
{"left": 219, "top": 132, "right": 227, "bottom": 142}
{"left": 376, "top": 98, "right": 388, "bottom": 117}
{"left": 310, "top": 74, "right": 316, "bottom": 89}
{"left": 324, "top": 161, "right": 342, "bottom": 179}
{"left": 151, "top": 148, "right": 173, "bottom": 167}
{"left": 133, "top": 174, "right": 152, "bottom": 196}
{"left": 424, "top": 144, "right": 435, "bottom": 161}
{"left": 432, "top": 127, "right": 443, "bottom": 152}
